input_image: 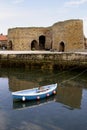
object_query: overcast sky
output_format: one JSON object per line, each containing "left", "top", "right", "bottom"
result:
{"left": 0, "top": 0, "right": 87, "bottom": 37}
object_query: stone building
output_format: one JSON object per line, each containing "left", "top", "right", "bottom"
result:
{"left": 0, "top": 34, "right": 7, "bottom": 50}
{"left": 7, "top": 19, "right": 85, "bottom": 51}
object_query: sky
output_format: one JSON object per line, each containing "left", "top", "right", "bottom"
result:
{"left": 0, "top": 0, "right": 87, "bottom": 37}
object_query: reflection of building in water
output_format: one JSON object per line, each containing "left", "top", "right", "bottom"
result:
{"left": 8, "top": 70, "right": 54, "bottom": 91}
{"left": 9, "top": 76, "right": 39, "bottom": 91}
{"left": 56, "top": 84, "right": 82, "bottom": 109}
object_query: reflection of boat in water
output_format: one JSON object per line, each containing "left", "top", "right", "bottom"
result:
{"left": 12, "top": 83, "right": 57, "bottom": 101}
{"left": 13, "top": 95, "right": 56, "bottom": 110}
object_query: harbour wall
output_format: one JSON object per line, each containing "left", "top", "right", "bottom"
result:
{"left": 0, "top": 51, "right": 87, "bottom": 69}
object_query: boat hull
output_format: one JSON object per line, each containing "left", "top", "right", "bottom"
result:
{"left": 12, "top": 83, "right": 57, "bottom": 101}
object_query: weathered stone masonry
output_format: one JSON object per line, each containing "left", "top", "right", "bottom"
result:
{"left": 8, "top": 19, "right": 85, "bottom": 52}
{"left": 0, "top": 52, "right": 87, "bottom": 69}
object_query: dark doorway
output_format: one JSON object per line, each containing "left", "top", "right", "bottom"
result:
{"left": 8, "top": 40, "right": 13, "bottom": 50}
{"left": 31, "top": 40, "right": 38, "bottom": 50}
{"left": 39, "top": 35, "right": 45, "bottom": 50}
{"left": 59, "top": 41, "right": 65, "bottom": 52}
{"left": 84, "top": 37, "right": 87, "bottom": 49}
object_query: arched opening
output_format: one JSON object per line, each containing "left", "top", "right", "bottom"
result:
{"left": 31, "top": 40, "right": 38, "bottom": 50}
{"left": 59, "top": 41, "right": 65, "bottom": 52}
{"left": 8, "top": 40, "right": 13, "bottom": 50}
{"left": 39, "top": 35, "right": 45, "bottom": 50}
{"left": 84, "top": 37, "right": 87, "bottom": 49}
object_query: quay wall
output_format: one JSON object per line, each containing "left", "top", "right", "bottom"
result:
{"left": 0, "top": 51, "right": 87, "bottom": 69}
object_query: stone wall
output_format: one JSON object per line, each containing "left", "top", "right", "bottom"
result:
{"left": 8, "top": 19, "right": 84, "bottom": 51}
{"left": 0, "top": 52, "right": 87, "bottom": 69}
{"left": 8, "top": 27, "right": 52, "bottom": 51}
{"left": 52, "top": 19, "right": 84, "bottom": 51}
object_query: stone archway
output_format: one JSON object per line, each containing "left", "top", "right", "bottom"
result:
{"left": 84, "top": 37, "right": 87, "bottom": 49}
{"left": 59, "top": 41, "right": 65, "bottom": 52}
{"left": 31, "top": 40, "right": 38, "bottom": 50}
{"left": 39, "top": 35, "right": 45, "bottom": 50}
{"left": 7, "top": 40, "right": 13, "bottom": 50}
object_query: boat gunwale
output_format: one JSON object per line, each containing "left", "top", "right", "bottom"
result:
{"left": 12, "top": 83, "right": 57, "bottom": 96}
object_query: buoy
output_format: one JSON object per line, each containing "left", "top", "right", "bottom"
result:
{"left": 53, "top": 90, "right": 56, "bottom": 94}
{"left": 47, "top": 93, "right": 49, "bottom": 97}
{"left": 22, "top": 96, "right": 26, "bottom": 101}
{"left": 37, "top": 96, "right": 40, "bottom": 100}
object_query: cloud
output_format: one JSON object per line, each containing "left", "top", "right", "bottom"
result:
{"left": 65, "top": 0, "right": 87, "bottom": 7}
{"left": 0, "top": 13, "right": 11, "bottom": 20}
{"left": 12, "top": 0, "right": 25, "bottom": 4}
{"left": 0, "top": 11, "right": 18, "bottom": 20}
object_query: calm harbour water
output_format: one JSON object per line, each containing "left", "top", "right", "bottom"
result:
{"left": 0, "top": 67, "right": 87, "bottom": 130}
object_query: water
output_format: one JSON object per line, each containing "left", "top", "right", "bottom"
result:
{"left": 0, "top": 68, "right": 87, "bottom": 130}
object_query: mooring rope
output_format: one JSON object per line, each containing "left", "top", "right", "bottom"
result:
{"left": 36, "top": 66, "right": 79, "bottom": 79}
{"left": 58, "top": 68, "right": 87, "bottom": 86}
